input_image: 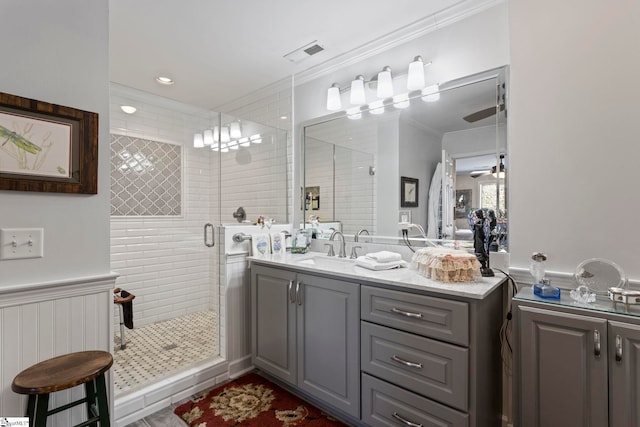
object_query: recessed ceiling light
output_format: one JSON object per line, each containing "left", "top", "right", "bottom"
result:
{"left": 280, "top": 115, "right": 288, "bottom": 120}
{"left": 155, "top": 76, "right": 174, "bottom": 85}
{"left": 120, "top": 105, "right": 137, "bottom": 114}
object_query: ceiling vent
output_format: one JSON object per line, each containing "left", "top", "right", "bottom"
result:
{"left": 283, "top": 40, "right": 325, "bottom": 64}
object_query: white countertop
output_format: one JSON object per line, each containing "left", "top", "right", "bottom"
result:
{"left": 249, "top": 251, "right": 506, "bottom": 300}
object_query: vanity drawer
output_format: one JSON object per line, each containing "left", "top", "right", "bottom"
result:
{"left": 362, "top": 373, "right": 468, "bottom": 427}
{"left": 361, "top": 321, "right": 468, "bottom": 411}
{"left": 361, "top": 285, "right": 469, "bottom": 346}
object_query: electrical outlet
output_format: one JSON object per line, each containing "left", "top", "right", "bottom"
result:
{"left": 0, "top": 228, "right": 44, "bottom": 260}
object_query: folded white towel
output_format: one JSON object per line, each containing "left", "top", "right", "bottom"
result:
{"left": 356, "top": 256, "right": 408, "bottom": 271}
{"left": 365, "top": 251, "right": 403, "bottom": 263}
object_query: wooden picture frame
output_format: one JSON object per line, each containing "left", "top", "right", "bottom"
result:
{"left": 0, "top": 91, "right": 98, "bottom": 194}
{"left": 400, "top": 176, "right": 418, "bottom": 208}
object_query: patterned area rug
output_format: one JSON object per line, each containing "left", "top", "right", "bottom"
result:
{"left": 174, "top": 372, "right": 348, "bottom": 426}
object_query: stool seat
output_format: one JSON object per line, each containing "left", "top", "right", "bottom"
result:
{"left": 12, "top": 350, "right": 112, "bottom": 426}
{"left": 12, "top": 350, "right": 113, "bottom": 395}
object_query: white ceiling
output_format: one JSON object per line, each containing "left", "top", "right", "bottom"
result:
{"left": 109, "top": 0, "right": 468, "bottom": 110}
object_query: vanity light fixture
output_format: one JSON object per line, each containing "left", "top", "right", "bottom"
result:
{"left": 203, "top": 129, "right": 214, "bottom": 146}
{"left": 325, "top": 56, "right": 433, "bottom": 112}
{"left": 346, "top": 107, "right": 362, "bottom": 120}
{"left": 155, "top": 76, "right": 174, "bottom": 85}
{"left": 193, "top": 132, "right": 204, "bottom": 148}
{"left": 213, "top": 126, "right": 220, "bottom": 142}
{"left": 407, "top": 56, "right": 427, "bottom": 91}
{"left": 376, "top": 66, "right": 393, "bottom": 98}
{"left": 421, "top": 84, "right": 440, "bottom": 102}
{"left": 228, "top": 141, "right": 239, "bottom": 150}
{"left": 229, "top": 121, "right": 242, "bottom": 139}
{"left": 369, "top": 100, "right": 385, "bottom": 115}
{"left": 220, "top": 126, "right": 230, "bottom": 143}
{"left": 239, "top": 137, "right": 251, "bottom": 147}
{"left": 350, "top": 75, "right": 366, "bottom": 105}
{"left": 326, "top": 83, "right": 342, "bottom": 111}
{"left": 393, "top": 94, "right": 410, "bottom": 109}
{"left": 211, "top": 143, "right": 219, "bottom": 152}
{"left": 249, "top": 134, "right": 262, "bottom": 144}
{"left": 120, "top": 105, "right": 137, "bottom": 114}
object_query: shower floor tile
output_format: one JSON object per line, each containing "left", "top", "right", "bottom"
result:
{"left": 113, "top": 310, "right": 218, "bottom": 395}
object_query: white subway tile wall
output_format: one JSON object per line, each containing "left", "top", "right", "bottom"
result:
{"left": 110, "top": 84, "right": 218, "bottom": 332}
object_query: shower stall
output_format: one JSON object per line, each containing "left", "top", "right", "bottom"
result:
{"left": 108, "top": 83, "right": 290, "bottom": 421}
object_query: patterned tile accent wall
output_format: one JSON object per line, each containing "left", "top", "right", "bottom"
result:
{"left": 111, "top": 135, "right": 182, "bottom": 216}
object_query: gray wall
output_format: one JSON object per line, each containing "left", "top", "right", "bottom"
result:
{"left": 0, "top": 0, "right": 110, "bottom": 287}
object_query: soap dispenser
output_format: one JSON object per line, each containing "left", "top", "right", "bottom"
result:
{"left": 530, "top": 252, "right": 561, "bottom": 299}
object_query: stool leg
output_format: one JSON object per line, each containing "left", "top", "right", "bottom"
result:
{"left": 26, "top": 394, "right": 36, "bottom": 417}
{"left": 85, "top": 379, "right": 98, "bottom": 426}
{"left": 95, "top": 373, "right": 110, "bottom": 426}
{"left": 33, "top": 394, "right": 49, "bottom": 427}
{"left": 118, "top": 304, "right": 126, "bottom": 350}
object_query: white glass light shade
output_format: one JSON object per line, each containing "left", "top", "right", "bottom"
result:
{"left": 239, "top": 137, "right": 250, "bottom": 147}
{"left": 250, "top": 134, "right": 262, "bottom": 144}
{"left": 376, "top": 66, "right": 393, "bottom": 98}
{"left": 221, "top": 126, "right": 230, "bottom": 143}
{"left": 211, "top": 143, "right": 219, "bottom": 152}
{"left": 230, "top": 121, "right": 242, "bottom": 139}
{"left": 407, "top": 56, "right": 425, "bottom": 91}
{"left": 393, "top": 94, "right": 410, "bottom": 109}
{"left": 326, "top": 84, "right": 342, "bottom": 111}
{"left": 213, "top": 126, "right": 220, "bottom": 142}
{"left": 203, "top": 129, "right": 214, "bottom": 146}
{"left": 229, "top": 141, "right": 239, "bottom": 150}
{"left": 346, "top": 107, "right": 362, "bottom": 120}
{"left": 369, "top": 100, "right": 385, "bottom": 115}
{"left": 193, "top": 133, "right": 204, "bottom": 148}
{"left": 421, "top": 84, "right": 440, "bottom": 102}
{"left": 220, "top": 143, "right": 229, "bottom": 153}
{"left": 350, "top": 76, "right": 366, "bottom": 105}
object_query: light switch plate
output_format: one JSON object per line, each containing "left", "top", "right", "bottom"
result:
{"left": 0, "top": 228, "right": 44, "bottom": 260}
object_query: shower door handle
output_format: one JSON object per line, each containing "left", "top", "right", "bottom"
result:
{"left": 204, "top": 223, "right": 215, "bottom": 247}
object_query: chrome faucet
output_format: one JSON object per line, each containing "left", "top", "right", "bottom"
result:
{"left": 354, "top": 229, "right": 370, "bottom": 242}
{"left": 329, "top": 231, "right": 347, "bottom": 258}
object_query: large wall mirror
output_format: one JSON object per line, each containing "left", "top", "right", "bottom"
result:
{"left": 302, "top": 66, "right": 508, "bottom": 251}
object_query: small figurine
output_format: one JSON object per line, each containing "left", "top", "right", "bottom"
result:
{"left": 473, "top": 209, "right": 494, "bottom": 277}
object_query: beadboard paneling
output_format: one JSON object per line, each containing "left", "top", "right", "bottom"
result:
{"left": 0, "top": 275, "right": 114, "bottom": 422}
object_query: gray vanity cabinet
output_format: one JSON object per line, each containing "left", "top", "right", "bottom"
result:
{"left": 517, "top": 305, "right": 608, "bottom": 427}
{"left": 251, "top": 264, "right": 360, "bottom": 418}
{"left": 251, "top": 266, "right": 297, "bottom": 384}
{"left": 515, "top": 294, "right": 640, "bottom": 427}
{"left": 608, "top": 321, "right": 640, "bottom": 427}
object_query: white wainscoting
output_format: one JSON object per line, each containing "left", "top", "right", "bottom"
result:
{"left": 0, "top": 273, "right": 117, "bottom": 424}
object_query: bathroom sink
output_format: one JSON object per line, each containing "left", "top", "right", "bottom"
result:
{"left": 296, "top": 255, "right": 356, "bottom": 269}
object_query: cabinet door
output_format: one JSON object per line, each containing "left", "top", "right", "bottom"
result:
{"left": 297, "top": 273, "right": 360, "bottom": 418}
{"left": 518, "top": 305, "right": 608, "bottom": 427}
{"left": 609, "top": 321, "right": 640, "bottom": 427}
{"left": 251, "top": 265, "right": 297, "bottom": 385}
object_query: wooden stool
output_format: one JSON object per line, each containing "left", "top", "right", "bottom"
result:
{"left": 113, "top": 288, "right": 135, "bottom": 350}
{"left": 11, "top": 350, "right": 113, "bottom": 427}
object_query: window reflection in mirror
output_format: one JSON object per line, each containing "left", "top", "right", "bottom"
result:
{"left": 303, "top": 67, "right": 508, "bottom": 251}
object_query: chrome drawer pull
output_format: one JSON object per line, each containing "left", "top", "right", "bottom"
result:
{"left": 288, "top": 280, "right": 294, "bottom": 303}
{"left": 390, "top": 307, "right": 423, "bottom": 319}
{"left": 392, "top": 412, "right": 423, "bottom": 427}
{"left": 391, "top": 355, "right": 423, "bottom": 369}
{"left": 296, "top": 281, "right": 302, "bottom": 306}
{"left": 594, "top": 330, "right": 601, "bottom": 358}
{"left": 616, "top": 334, "right": 623, "bottom": 362}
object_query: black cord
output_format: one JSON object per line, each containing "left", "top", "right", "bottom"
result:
{"left": 401, "top": 229, "right": 416, "bottom": 252}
